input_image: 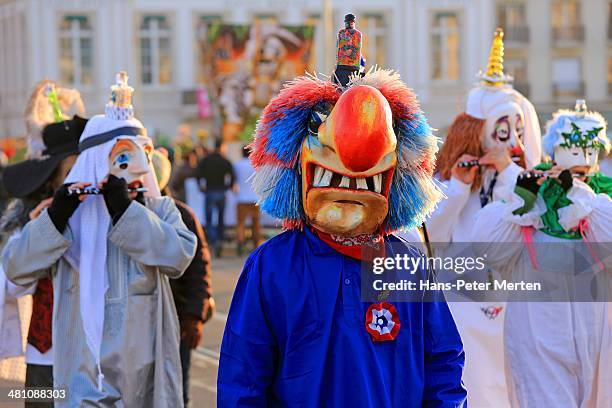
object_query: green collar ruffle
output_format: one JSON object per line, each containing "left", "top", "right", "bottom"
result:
{"left": 533, "top": 163, "right": 612, "bottom": 239}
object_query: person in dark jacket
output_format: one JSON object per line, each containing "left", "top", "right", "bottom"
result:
{"left": 153, "top": 149, "right": 214, "bottom": 406}
{"left": 1, "top": 115, "right": 87, "bottom": 408}
{"left": 194, "top": 140, "right": 235, "bottom": 256}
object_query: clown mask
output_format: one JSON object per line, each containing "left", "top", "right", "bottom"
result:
{"left": 553, "top": 118, "right": 606, "bottom": 173}
{"left": 108, "top": 136, "right": 153, "bottom": 193}
{"left": 301, "top": 85, "right": 397, "bottom": 237}
{"left": 483, "top": 100, "right": 526, "bottom": 163}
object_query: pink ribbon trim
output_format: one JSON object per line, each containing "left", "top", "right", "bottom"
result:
{"left": 578, "top": 219, "right": 605, "bottom": 271}
{"left": 521, "top": 226, "right": 539, "bottom": 270}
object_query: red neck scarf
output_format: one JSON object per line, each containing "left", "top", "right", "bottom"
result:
{"left": 28, "top": 277, "right": 53, "bottom": 353}
{"left": 312, "top": 227, "right": 386, "bottom": 261}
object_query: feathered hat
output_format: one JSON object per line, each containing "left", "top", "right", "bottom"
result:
{"left": 24, "top": 80, "right": 85, "bottom": 157}
{"left": 3, "top": 81, "right": 87, "bottom": 198}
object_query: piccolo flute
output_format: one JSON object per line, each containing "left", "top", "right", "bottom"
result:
{"left": 67, "top": 187, "right": 148, "bottom": 196}
{"left": 457, "top": 160, "right": 479, "bottom": 168}
{"left": 517, "top": 172, "right": 596, "bottom": 180}
{"left": 458, "top": 156, "right": 521, "bottom": 168}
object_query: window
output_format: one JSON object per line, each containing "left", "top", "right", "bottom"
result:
{"left": 552, "top": 57, "right": 583, "bottom": 98}
{"left": 360, "top": 14, "right": 387, "bottom": 67}
{"left": 551, "top": 0, "right": 581, "bottom": 28}
{"left": 139, "top": 15, "right": 172, "bottom": 85}
{"left": 430, "top": 12, "right": 460, "bottom": 82}
{"left": 254, "top": 14, "right": 278, "bottom": 24}
{"left": 59, "top": 15, "right": 93, "bottom": 86}
{"left": 496, "top": 2, "right": 528, "bottom": 42}
{"left": 505, "top": 58, "right": 529, "bottom": 96}
{"left": 551, "top": 0, "right": 583, "bottom": 42}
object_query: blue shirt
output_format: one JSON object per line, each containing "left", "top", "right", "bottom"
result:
{"left": 218, "top": 229, "right": 467, "bottom": 407}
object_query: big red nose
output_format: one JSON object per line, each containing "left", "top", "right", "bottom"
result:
{"left": 330, "top": 85, "right": 396, "bottom": 172}
{"left": 509, "top": 145, "right": 523, "bottom": 157}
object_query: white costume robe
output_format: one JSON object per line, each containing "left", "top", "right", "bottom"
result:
{"left": 471, "top": 180, "right": 612, "bottom": 407}
{"left": 3, "top": 197, "right": 196, "bottom": 407}
{"left": 427, "top": 163, "right": 523, "bottom": 408}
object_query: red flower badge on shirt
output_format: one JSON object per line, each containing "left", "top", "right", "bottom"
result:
{"left": 365, "top": 302, "right": 401, "bottom": 342}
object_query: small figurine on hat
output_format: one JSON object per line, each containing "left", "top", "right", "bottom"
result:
{"left": 333, "top": 13, "right": 363, "bottom": 87}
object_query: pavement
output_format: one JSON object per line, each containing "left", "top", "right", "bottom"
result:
{"left": 188, "top": 249, "right": 251, "bottom": 408}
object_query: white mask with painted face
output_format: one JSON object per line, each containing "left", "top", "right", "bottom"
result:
{"left": 483, "top": 101, "right": 525, "bottom": 157}
{"left": 466, "top": 86, "right": 541, "bottom": 168}
{"left": 551, "top": 118, "right": 607, "bottom": 171}
{"left": 108, "top": 136, "right": 153, "bottom": 187}
{"left": 554, "top": 146, "right": 600, "bottom": 170}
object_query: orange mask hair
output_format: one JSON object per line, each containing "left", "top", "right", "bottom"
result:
{"left": 435, "top": 113, "right": 485, "bottom": 191}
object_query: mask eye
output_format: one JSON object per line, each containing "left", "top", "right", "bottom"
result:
{"left": 496, "top": 128, "right": 509, "bottom": 141}
{"left": 115, "top": 152, "right": 130, "bottom": 167}
{"left": 307, "top": 101, "right": 332, "bottom": 136}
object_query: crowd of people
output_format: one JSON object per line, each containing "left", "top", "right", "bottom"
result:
{"left": 170, "top": 141, "right": 262, "bottom": 258}
{"left": 0, "top": 13, "right": 609, "bottom": 408}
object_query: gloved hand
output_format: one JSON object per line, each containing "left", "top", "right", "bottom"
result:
{"left": 513, "top": 172, "right": 541, "bottom": 215}
{"left": 47, "top": 184, "right": 84, "bottom": 233}
{"left": 515, "top": 172, "right": 541, "bottom": 195}
{"left": 180, "top": 314, "right": 203, "bottom": 350}
{"left": 102, "top": 175, "right": 131, "bottom": 223}
{"left": 557, "top": 170, "right": 573, "bottom": 192}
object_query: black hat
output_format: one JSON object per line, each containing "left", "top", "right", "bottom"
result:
{"left": 2, "top": 115, "right": 88, "bottom": 198}
{"left": 344, "top": 13, "right": 356, "bottom": 22}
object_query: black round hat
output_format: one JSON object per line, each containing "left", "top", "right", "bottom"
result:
{"left": 2, "top": 115, "right": 88, "bottom": 198}
{"left": 344, "top": 13, "right": 356, "bottom": 22}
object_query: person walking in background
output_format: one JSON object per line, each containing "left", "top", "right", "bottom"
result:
{"left": 234, "top": 146, "right": 261, "bottom": 255}
{"left": 170, "top": 150, "right": 196, "bottom": 203}
{"left": 152, "top": 150, "right": 214, "bottom": 407}
{"left": 195, "top": 140, "right": 235, "bottom": 257}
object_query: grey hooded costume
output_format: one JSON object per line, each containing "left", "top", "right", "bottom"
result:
{"left": 2, "top": 196, "right": 196, "bottom": 407}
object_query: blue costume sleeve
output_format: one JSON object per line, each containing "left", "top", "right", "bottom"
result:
{"left": 423, "top": 288, "right": 467, "bottom": 407}
{"left": 217, "top": 252, "right": 278, "bottom": 407}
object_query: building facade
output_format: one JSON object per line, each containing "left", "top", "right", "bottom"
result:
{"left": 1, "top": 0, "right": 611, "bottom": 139}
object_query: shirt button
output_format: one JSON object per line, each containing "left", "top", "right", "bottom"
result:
{"left": 344, "top": 278, "right": 351, "bottom": 285}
